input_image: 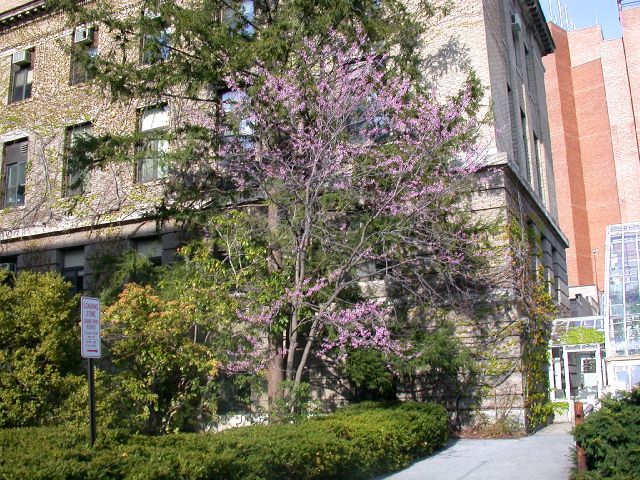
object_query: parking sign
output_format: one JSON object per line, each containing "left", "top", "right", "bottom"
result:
{"left": 81, "top": 296, "right": 101, "bottom": 359}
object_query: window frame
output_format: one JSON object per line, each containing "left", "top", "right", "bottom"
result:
{"left": 9, "top": 50, "right": 34, "bottom": 104}
{"left": 222, "top": 0, "right": 255, "bottom": 36}
{"left": 70, "top": 27, "right": 98, "bottom": 86}
{"left": 140, "top": 19, "right": 173, "bottom": 65}
{"left": 520, "top": 109, "right": 531, "bottom": 182}
{"left": 135, "top": 237, "right": 163, "bottom": 266}
{"left": 63, "top": 123, "right": 93, "bottom": 197}
{"left": 220, "top": 89, "right": 254, "bottom": 151}
{"left": 2, "top": 138, "right": 28, "bottom": 208}
{"left": 61, "top": 247, "right": 85, "bottom": 294}
{"left": 136, "top": 105, "right": 170, "bottom": 183}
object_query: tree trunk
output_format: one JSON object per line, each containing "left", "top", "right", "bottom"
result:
{"left": 267, "top": 345, "right": 285, "bottom": 404}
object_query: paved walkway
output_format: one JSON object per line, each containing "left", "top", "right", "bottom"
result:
{"left": 380, "top": 423, "right": 575, "bottom": 480}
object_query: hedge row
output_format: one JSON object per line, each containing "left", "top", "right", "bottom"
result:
{"left": 574, "top": 388, "right": 640, "bottom": 480}
{"left": 0, "top": 401, "right": 448, "bottom": 480}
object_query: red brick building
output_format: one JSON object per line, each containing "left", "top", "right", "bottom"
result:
{"left": 543, "top": 5, "right": 640, "bottom": 314}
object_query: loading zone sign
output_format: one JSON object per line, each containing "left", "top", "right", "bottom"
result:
{"left": 81, "top": 297, "right": 101, "bottom": 359}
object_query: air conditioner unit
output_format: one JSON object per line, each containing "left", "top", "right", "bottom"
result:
{"left": 11, "top": 50, "right": 31, "bottom": 65}
{"left": 511, "top": 13, "right": 523, "bottom": 32}
{"left": 0, "top": 263, "right": 17, "bottom": 273}
{"left": 74, "top": 26, "right": 94, "bottom": 44}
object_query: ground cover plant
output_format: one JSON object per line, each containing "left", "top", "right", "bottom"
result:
{"left": 0, "top": 402, "right": 448, "bottom": 480}
{"left": 574, "top": 388, "right": 640, "bottom": 480}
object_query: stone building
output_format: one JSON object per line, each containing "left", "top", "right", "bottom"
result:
{"left": 0, "top": 0, "right": 569, "bottom": 426}
{"left": 0, "top": 0, "right": 185, "bottom": 291}
{"left": 543, "top": 4, "right": 640, "bottom": 315}
{"left": 425, "top": 0, "right": 568, "bottom": 298}
{"left": 415, "top": 0, "right": 570, "bottom": 425}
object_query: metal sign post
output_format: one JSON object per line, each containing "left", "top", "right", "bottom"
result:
{"left": 81, "top": 296, "right": 101, "bottom": 448}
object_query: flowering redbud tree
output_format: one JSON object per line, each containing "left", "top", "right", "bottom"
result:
{"left": 198, "top": 31, "right": 493, "bottom": 392}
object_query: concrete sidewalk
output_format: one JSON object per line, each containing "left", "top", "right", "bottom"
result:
{"left": 380, "top": 423, "right": 575, "bottom": 480}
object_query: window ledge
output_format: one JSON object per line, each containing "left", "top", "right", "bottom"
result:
{"left": 1, "top": 204, "right": 26, "bottom": 212}
{"left": 68, "top": 80, "right": 93, "bottom": 88}
{"left": 135, "top": 177, "right": 167, "bottom": 185}
{"left": 6, "top": 97, "right": 33, "bottom": 107}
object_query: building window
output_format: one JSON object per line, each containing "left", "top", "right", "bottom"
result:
{"left": 221, "top": 90, "right": 254, "bottom": 150}
{"left": 512, "top": 26, "right": 521, "bottom": 70}
{"left": 135, "top": 237, "right": 162, "bottom": 266}
{"left": 552, "top": 247, "right": 562, "bottom": 303}
{"left": 9, "top": 49, "right": 33, "bottom": 104}
{"left": 62, "top": 248, "right": 85, "bottom": 294}
{"left": 524, "top": 44, "right": 538, "bottom": 102}
{"left": 534, "top": 134, "right": 549, "bottom": 207}
{"left": 507, "top": 84, "right": 518, "bottom": 164}
{"left": 520, "top": 110, "right": 531, "bottom": 182}
{"left": 0, "top": 256, "right": 17, "bottom": 273}
{"left": 70, "top": 26, "right": 98, "bottom": 85}
{"left": 141, "top": 19, "right": 172, "bottom": 65}
{"left": 64, "top": 123, "right": 93, "bottom": 196}
{"left": 3, "top": 139, "right": 27, "bottom": 208}
{"left": 137, "top": 105, "right": 169, "bottom": 182}
{"left": 223, "top": 0, "right": 255, "bottom": 35}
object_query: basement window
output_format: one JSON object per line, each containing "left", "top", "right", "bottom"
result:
{"left": 62, "top": 248, "right": 85, "bottom": 294}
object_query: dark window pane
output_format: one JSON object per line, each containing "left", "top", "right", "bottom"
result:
{"left": 11, "top": 65, "right": 32, "bottom": 103}
{"left": 64, "top": 124, "right": 92, "bottom": 196}
{"left": 62, "top": 268, "right": 84, "bottom": 293}
{"left": 3, "top": 140, "right": 27, "bottom": 207}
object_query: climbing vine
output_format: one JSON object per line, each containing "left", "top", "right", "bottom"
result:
{"left": 509, "top": 217, "right": 559, "bottom": 431}
{"left": 521, "top": 274, "right": 557, "bottom": 430}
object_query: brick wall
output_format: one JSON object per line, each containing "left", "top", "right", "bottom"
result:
{"left": 543, "top": 14, "right": 640, "bottom": 294}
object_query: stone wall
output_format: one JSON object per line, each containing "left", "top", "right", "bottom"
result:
{"left": 419, "top": 0, "right": 569, "bottom": 425}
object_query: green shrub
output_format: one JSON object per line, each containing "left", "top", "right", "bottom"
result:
{"left": 0, "top": 271, "right": 82, "bottom": 428}
{"left": 574, "top": 388, "right": 640, "bottom": 480}
{"left": 0, "top": 402, "right": 448, "bottom": 480}
{"left": 343, "top": 348, "right": 396, "bottom": 401}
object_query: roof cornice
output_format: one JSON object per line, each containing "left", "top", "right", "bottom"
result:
{"left": 522, "top": 0, "right": 555, "bottom": 55}
{"left": 0, "top": 1, "right": 47, "bottom": 29}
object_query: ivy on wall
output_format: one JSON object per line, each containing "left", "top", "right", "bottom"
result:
{"left": 521, "top": 275, "right": 557, "bottom": 431}
{"left": 509, "top": 217, "right": 559, "bottom": 431}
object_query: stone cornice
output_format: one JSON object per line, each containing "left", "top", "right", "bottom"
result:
{"left": 521, "top": 0, "right": 555, "bottom": 55}
{"left": 0, "top": 1, "right": 47, "bottom": 30}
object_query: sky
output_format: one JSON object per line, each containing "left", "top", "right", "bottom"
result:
{"left": 540, "top": 0, "right": 623, "bottom": 39}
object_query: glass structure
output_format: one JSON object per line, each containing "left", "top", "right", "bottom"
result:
{"left": 549, "top": 316, "right": 606, "bottom": 404}
{"left": 604, "top": 223, "right": 640, "bottom": 392}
